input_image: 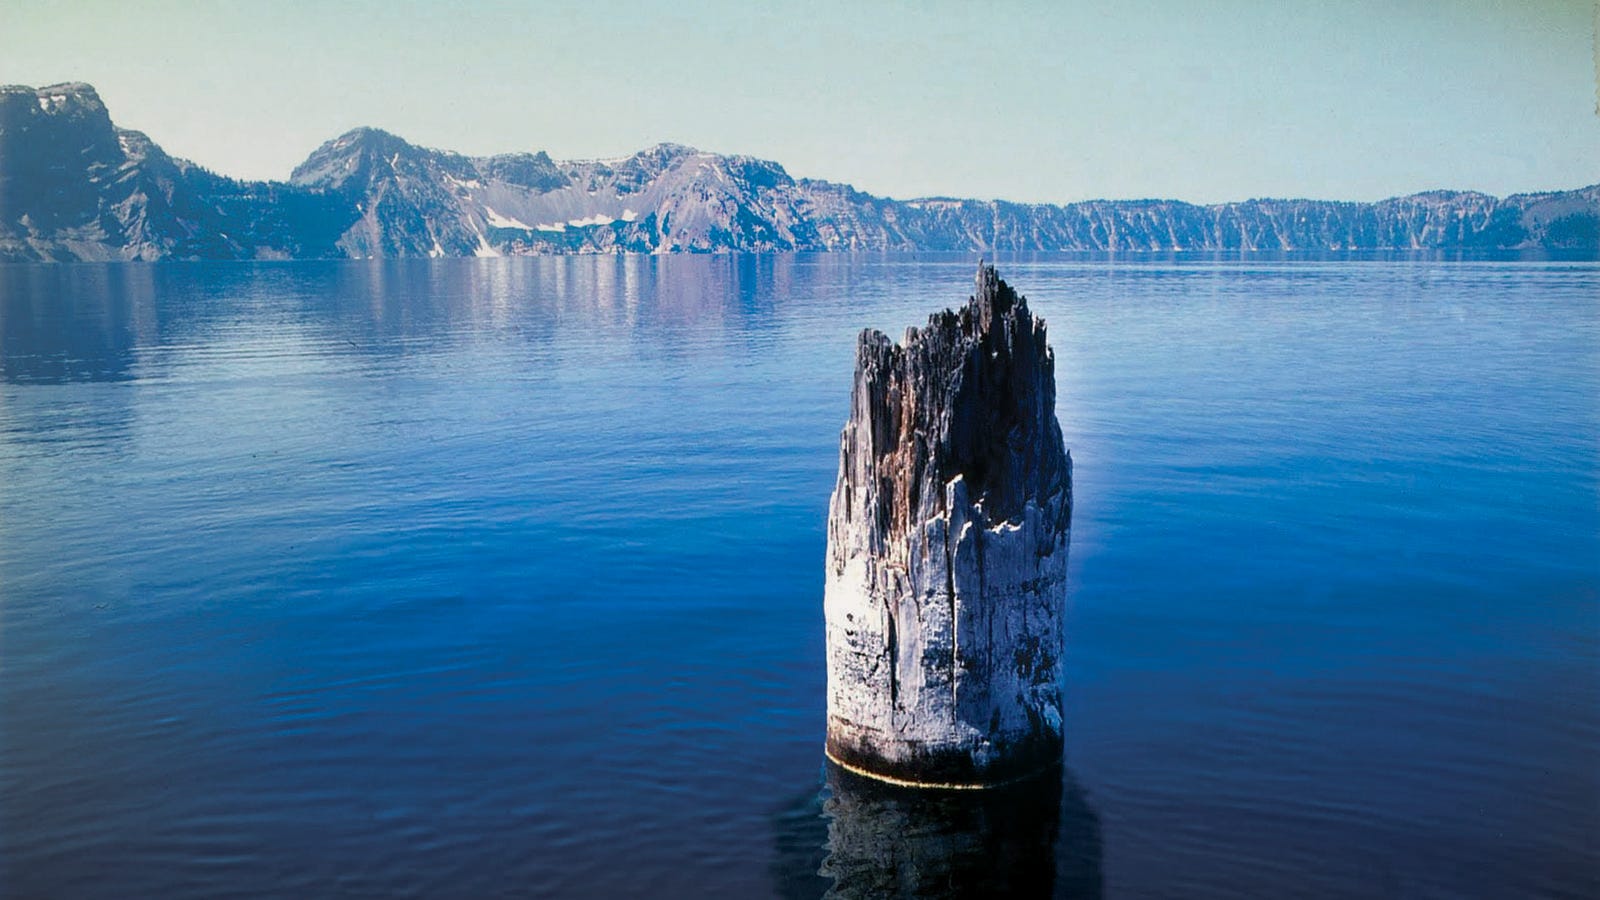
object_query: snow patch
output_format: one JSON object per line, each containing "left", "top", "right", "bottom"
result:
{"left": 389, "top": 153, "right": 400, "bottom": 169}
{"left": 621, "top": 208, "right": 639, "bottom": 222}
{"left": 484, "top": 207, "right": 533, "bottom": 230}
{"left": 473, "top": 234, "right": 501, "bottom": 258}
{"left": 445, "top": 174, "right": 482, "bottom": 191}
{"left": 535, "top": 223, "right": 566, "bottom": 232}
{"left": 430, "top": 240, "right": 445, "bottom": 259}
{"left": 568, "top": 214, "right": 616, "bottom": 228}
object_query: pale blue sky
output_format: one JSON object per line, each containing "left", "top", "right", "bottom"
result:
{"left": 5, "top": 0, "right": 1596, "bottom": 202}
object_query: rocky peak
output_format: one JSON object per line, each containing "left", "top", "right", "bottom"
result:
{"left": 0, "top": 82, "right": 117, "bottom": 149}
{"left": 16, "top": 82, "right": 110, "bottom": 119}
{"left": 595, "top": 142, "right": 702, "bottom": 193}
{"left": 290, "top": 127, "right": 429, "bottom": 190}
{"left": 0, "top": 82, "right": 124, "bottom": 229}
{"left": 638, "top": 141, "right": 700, "bottom": 163}
{"left": 113, "top": 129, "right": 163, "bottom": 163}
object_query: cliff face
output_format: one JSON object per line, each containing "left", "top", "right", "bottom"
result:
{"left": 0, "top": 83, "right": 349, "bottom": 261}
{"left": 824, "top": 264, "right": 1073, "bottom": 787}
{"left": 0, "top": 83, "right": 216, "bottom": 261}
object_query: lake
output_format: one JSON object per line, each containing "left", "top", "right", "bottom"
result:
{"left": 1, "top": 254, "right": 1595, "bottom": 898}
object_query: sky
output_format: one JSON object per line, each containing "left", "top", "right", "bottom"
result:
{"left": 4, "top": 0, "right": 1596, "bottom": 203}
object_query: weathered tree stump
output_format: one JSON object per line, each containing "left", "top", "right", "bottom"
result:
{"left": 824, "top": 263, "right": 1073, "bottom": 788}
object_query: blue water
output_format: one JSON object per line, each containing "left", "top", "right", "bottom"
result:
{"left": 1, "top": 254, "right": 1595, "bottom": 898}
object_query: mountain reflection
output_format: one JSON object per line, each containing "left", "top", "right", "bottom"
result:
{"left": 0, "top": 255, "right": 806, "bottom": 387}
{"left": 774, "top": 760, "right": 1102, "bottom": 899}
{"left": 0, "top": 263, "right": 159, "bottom": 384}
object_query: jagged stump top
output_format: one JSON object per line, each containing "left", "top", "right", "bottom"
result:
{"left": 841, "top": 264, "right": 1071, "bottom": 560}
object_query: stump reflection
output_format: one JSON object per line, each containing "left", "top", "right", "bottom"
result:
{"left": 773, "top": 759, "right": 1102, "bottom": 899}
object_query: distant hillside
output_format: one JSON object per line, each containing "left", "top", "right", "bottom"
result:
{"left": 1, "top": 82, "right": 1595, "bottom": 262}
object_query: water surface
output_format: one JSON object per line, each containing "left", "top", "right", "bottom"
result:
{"left": 1, "top": 254, "right": 1596, "bottom": 897}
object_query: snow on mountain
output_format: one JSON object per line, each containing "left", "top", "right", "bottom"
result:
{"left": 286, "top": 134, "right": 835, "bottom": 256}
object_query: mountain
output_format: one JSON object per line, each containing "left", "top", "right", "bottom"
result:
{"left": 0, "top": 83, "right": 350, "bottom": 261}
{"left": 1, "top": 81, "right": 1595, "bottom": 262}
{"left": 285, "top": 129, "right": 856, "bottom": 256}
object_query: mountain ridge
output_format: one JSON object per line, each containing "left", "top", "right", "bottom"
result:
{"left": 1, "top": 82, "right": 1595, "bottom": 262}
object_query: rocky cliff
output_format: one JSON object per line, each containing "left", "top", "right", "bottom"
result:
{"left": 824, "top": 264, "right": 1073, "bottom": 787}
{"left": 0, "top": 82, "right": 230, "bottom": 261}
{"left": 0, "top": 83, "right": 350, "bottom": 261}
{"left": 2, "top": 81, "right": 1596, "bottom": 261}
